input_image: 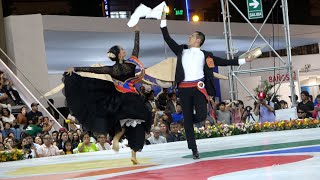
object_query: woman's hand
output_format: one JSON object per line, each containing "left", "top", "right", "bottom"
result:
{"left": 65, "top": 68, "right": 75, "bottom": 76}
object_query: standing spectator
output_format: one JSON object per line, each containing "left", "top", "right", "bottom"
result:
{"left": 157, "top": 88, "right": 169, "bottom": 111}
{"left": 46, "top": 99, "right": 60, "bottom": 120}
{"left": 254, "top": 92, "right": 275, "bottom": 123}
{"left": 298, "top": 91, "right": 314, "bottom": 118}
{"left": 230, "top": 100, "right": 246, "bottom": 124}
{"left": 215, "top": 102, "right": 232, "bottom": 125}
{"left": 312, "top": 94, "right": 320, "bottom": 119}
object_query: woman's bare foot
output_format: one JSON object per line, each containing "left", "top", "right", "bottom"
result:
{"left": 112, "top": 128, "right": 125, "bottom": 152}
{"left": 131, "top": 149, "right": 139, "bottom": 165}
{"left": 131, "top": 158, "right": 139, "bottom": 165}
{"left": 112, "top": 139, "right": 119, "bottom": 152}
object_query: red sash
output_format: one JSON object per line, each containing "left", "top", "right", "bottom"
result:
{"left": 179, "top": 81, "right": 216, "bottom": 119}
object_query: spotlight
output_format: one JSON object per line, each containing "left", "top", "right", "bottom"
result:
{"left": 192, "top": 15, "right": 199, "bottom": 22}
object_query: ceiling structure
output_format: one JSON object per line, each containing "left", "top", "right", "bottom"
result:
{"left": 42, "top": 16, "right": 320, "bottom": 74}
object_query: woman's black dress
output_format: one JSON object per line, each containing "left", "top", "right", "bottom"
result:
{"left": 63, "top": 31, "right": 151, "bottom": 151}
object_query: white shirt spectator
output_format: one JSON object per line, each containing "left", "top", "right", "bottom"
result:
{"left": 2, "top": 114, "right": 15, "bottom": 124}
{"left": 148, "top": 135, "right": 167, "bottom": 144}
{"left": 37, "top": 144, "right": 60, "bottom": 157}
{"left": 96, "top": 143, "right": 111, "bottom": 151}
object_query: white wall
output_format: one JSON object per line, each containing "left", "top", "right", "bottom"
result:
{"left": 218, "top": 53, "right": 320, "bottom": 105}
{"left": 4, "top": 14, "right": 50, "bottom": 99}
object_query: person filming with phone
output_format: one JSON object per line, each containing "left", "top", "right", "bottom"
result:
{"left": 253, "top": 92, "right": 275, "bottom": 123}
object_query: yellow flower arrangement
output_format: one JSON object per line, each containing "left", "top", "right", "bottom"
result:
{"left": 0, "top": 149, "right": 25, "bottom": 162}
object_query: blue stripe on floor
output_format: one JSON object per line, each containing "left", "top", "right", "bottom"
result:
{"left": 239, "top": 145, "right": 320, "bottom": 156}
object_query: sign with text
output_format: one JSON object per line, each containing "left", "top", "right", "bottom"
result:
{"left": 247, "top": 0, "right": 263, "bottom": 19}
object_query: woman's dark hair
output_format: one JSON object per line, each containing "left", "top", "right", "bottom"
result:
{"left": 107, "top": 45, "right": 120, "bottom": 62}
{"left": 2, "top": 108, "right": 10, "bottom": 115}
{"left": 63, "top": 141, "right": 73, "bottom": 154}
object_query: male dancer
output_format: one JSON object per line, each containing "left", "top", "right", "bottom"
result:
{"left": 160, "top": 13, "right": 255, "bottom": 159}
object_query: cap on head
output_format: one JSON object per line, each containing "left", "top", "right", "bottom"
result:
{"left": 31, "top": 102, "right": 39, "bottom": 107}
{"left": 257, "top": 92, "right": 266, "bottom": 99}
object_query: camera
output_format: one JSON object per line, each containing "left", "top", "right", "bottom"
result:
{"left": 245, "top": 106, "right": 252, "bottom": 111}
{"left": 23, "top": 143, "right": 32, "bottom": 149}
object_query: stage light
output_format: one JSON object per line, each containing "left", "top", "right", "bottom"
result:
{"left": 165, "top": 6, "right": 170, "bottom": 14}
{"left": 185, "top": 0, "right": 190, "bottom": 21}
{"left": 192, "top": 15, "right": 199, "bottom": 22}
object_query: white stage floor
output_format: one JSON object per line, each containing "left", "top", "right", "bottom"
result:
{"left": 1, "top": 128, "right": 320, "bottom": 180}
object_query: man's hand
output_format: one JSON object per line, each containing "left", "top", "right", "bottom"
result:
{"left": 161, "top": 8, "right": 166, "bottom": 20}
{"left": 245, "top": 55, "right": 255, "bottom": 62}
{"left": 65, "top": 67, "right": 75, "bottom": 76}
{"left": 133, "top": 25, "right": 139, "bottom": 32}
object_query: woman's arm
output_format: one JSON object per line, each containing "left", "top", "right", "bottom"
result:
{"left": 131, "top": 30, "right": 140, "bottom": 57}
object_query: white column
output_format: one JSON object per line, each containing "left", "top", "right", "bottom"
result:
{"left": 4, "top": 14, "right": 50, "bottom": 99}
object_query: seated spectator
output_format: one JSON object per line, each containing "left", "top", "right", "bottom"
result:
{"left": 38, "top": 134, "right": 61, "bottom": 157}
{"left": 159, "top": 122, "right": 169, "bottom": 139}
{"left": 0, "top": 82, "right": 11, "bottom": 110}
{"left": 51, "top": 131, "right": 59, "bottom": 143}
{"left": 279, "top": 100, "right": 288, "bottom": 109}
{"left": 160, "top": 111, "right": 173, "bottom": 128}
{"left": 0, "top": 142, "right": 4, "bottom": 151}
{"left": 167, "top": 122, "right": 185, "bottom": 142}
{"left": 96, "top": 134, "right": 111, "bottom": 151}
{"left": 26, "top": 103, "right": 43, "bottom": 121}
{"left": 25, "top": 117, "right": 51, "bottom": 137}
{"left": 2, "top": 108, "right": 15, "bottom": 124}
{"left": 20, "top": 137, "right": 36, "bottom": 159}
{"left": 57, "top": 131, "right": 70, "bottom": 150}
{"left": 34, "top": 136, "right": 42, "bottom": 145}
{"left": 1, "top": 122, "right": 16, "bottom": 139}
{"left": 172, "top": 104, "right": 184, "bottom": 124}
{"left": 216, "top": 102, "right": 232, "bottom": 124}
{"left": 78, "top": 132, "right": 98, "bottom": 153}
{"left": 148, "top": 127, "right": 167, "bottom": 144}
{"left": 166, "top": 93, "right": 178, "bottom": 114}
{"left": 71, "top": 131, "right": 80, "bottom": 149}
{"left": 4, "top": 136, "right": 14, "bottom": 150}
{"left": 204, "top": 119, "right": 212, "bottom": 129}
{"left": 63, "top": 141, "right": 73, "bottom": 155}
{"left": 3, "top": 79, "right": 23, "bottom": 105}
{"left": 16, "top": 106, "right": 28, "bottom": 130}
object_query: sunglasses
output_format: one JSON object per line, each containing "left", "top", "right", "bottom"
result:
{"left": 297, "top": 111, "right": 305, "bottom": 114}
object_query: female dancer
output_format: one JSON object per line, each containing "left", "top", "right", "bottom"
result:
{"left": 64, "top": 27, "right": 151, "bottom": 164}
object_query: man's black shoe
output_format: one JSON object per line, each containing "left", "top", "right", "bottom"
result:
{"left": 192, "top": 149, "right": 200, "bottom": 160}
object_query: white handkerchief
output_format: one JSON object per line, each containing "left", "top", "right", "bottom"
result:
{"left": 127, "top": 1, "right": 167, "bottom": 27}
{"left": 146, "top": 1, "right": 167, "bottom": 19}
{"left": 127, "top": 4, "right": 152, "bottom": 27}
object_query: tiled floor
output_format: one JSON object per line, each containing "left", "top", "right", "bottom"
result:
{"left": 1, "top": 128, "right": 320, "bottom": 180}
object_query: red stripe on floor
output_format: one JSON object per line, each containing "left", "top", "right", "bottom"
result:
{"left": 6, "top": 165, "right": 155, "bottom": 180}
{"left": 102, "top": 155, "right": 312, "bottom": 180}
